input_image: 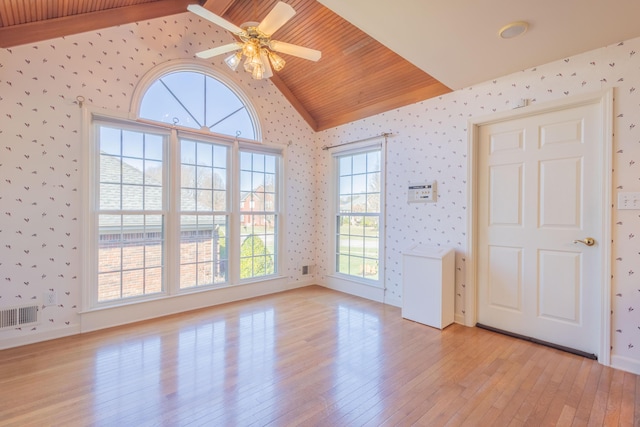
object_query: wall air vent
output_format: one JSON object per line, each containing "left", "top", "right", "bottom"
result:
{"left": 0, "top": 305, "right": 39, "bottom": 330}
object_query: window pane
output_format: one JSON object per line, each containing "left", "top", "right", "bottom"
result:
{"left": 97, "top": 214, "right": 165, "bottom": 302}
{"left": 352, "top": 174, "right": 366, "bottom": 194}
{"left": 212, "top": 168, "right": 226, "bottom": 190}
{"left": 140, "top": 70, "right": 256, "bottom": 140}
{"left": 100, "top": 127, "right": 121, "bottom": 155}
{"left": 366, "top": 194, "right": 380, "bottom": 213}
{"left": 122, "top": 130, "right": 144, "bottom": 158}
{"left": 336, "top": 149, "right": 381, "bottom": 282}
{"left": 363, "top": 258, "right": 379, "bottom": 280}
{"left": 339, "top": 157, "right": 351, "bottom": 176}
{"left": 213, "top": 145, "right": 227, "bottom": 168}
{"left": 145, "top": 134, "right": 164, "bottom": 161}
{"left": 180, "top": 215, "right": 227, "bottom": 288}
{"left": 213, "top": 191, "right": 226, "bottom": 212}
{"left": 196, "top": 143, "right": 213, "bottom": 166}
{"left": 98, "top": 126, "right": 165, "bottom": 214}
{"left": 181, "top": 140, "right": 196, "bottom": 164}
{"left": 240, "top": 171, "right": 252, "bottom": 192}
{"left": 367, "top": 172, "right": 380, "bottom": 194}
{"left": 182, "top": 165, "right": 196, "bottom": 188}
{"left": 99, "top": 184, "right": 121, "bottom": 210}
{"left": 122, "top": 185, "right": 143, "bottom": 210}
{"left": 352, "top": 154, "right": 367, "bottom": 174}
{"left": 100, "top": 155, "right": 121, "bottom": 183}
{"left": 181, "top": 139, "right": 227, "bottom": 213}
{"left": 121, "top": 158, "right": 144, "bottom": 185}
{"left": 253, "top": 154, "right": 265, "bottom": 172}
{"left": 96, "top": 126, "right": 168, "bottom": 303}
{"left": 367, "top": 151, "right": 381, "bottom": 172}
{"left": 239, "top": 150, "right": 278, "bottom": 282}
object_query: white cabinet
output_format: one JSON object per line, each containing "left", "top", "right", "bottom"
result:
{"left": 402, "top": 245, "right": 455, "bottom": 329}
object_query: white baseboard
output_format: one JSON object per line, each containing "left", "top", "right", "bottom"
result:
{"left": 0, "top": 324, "right": 80, "bottom": 350}
{"left": 611, "top": 355, "right": 640, "bottom": 375}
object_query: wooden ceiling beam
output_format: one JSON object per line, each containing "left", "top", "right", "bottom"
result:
{"left": 0, "top": 0, "right": 199, "bottom": 48}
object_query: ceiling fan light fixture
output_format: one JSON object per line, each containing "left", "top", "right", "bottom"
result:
{"left": 243, "top": 52, "right": 262, "bottom": 73}
{"left": 268, "top": 51, "right": 286, "bottom": 72}
{"left": 187, "top": 3, "right": 321, "bottom": 80}
{"left": 251, "top": 63, "right": 264, "bottom": 80}
{"left": 242, "top": 38, "right": 260, "bottom": 57}
{"left": 224, "top": 51, "right": 243, "bottom": 71}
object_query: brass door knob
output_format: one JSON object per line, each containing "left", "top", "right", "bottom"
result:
{"left": 573, "top": 237, "right": 595, "bottom": 246}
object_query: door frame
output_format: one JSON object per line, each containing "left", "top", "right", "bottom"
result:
{"left": 465, "top": 89, "right": 613, "bottom": 365}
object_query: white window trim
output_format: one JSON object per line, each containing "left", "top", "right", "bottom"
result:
{"left": 82, "top": 106, "right": 285, "bottom": 312}
{"left": 129, "top": 59, "right": 263, "bottom": 143}
{"left": 235, "top": 143, "right": 285, "bottom": 285}
{"left": 328, "top": 140, "right": 385, "bottom": 289}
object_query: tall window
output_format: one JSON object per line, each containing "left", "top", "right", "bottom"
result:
{"left": 90, "top": 68, "right": 281, "bottom": 308}
{"left": 239, "top": 151, "right": 278, "bottom": 279}
{"left": 179, "top": 138, "right": 229, "bottom": 289}
{"left": 335, "top": 149, "right": 382, "bottom": 282}
{"left": 97, "top": 125, "right": 167, "bottom": 302}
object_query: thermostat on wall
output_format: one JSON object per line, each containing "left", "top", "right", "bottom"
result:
{"left": 408, "top": 181, "right": 437, "bottom": 203}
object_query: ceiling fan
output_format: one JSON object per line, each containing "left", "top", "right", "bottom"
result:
{"left": 187, "top": 2, "right": 322, "bottom": 80}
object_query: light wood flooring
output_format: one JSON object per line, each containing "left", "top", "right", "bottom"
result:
{"left": 0, "top": 286, "right": 638, "bottom": 426}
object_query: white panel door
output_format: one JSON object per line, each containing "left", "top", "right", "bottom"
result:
{"left": 477, "top": 102, "right": 602, "bottom": 355}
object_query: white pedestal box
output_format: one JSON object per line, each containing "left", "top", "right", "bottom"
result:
{"left": 402, "top": 245, "right": 455, "bottom": 329}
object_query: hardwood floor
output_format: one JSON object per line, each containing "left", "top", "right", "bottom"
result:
{"left": 0, "top": 285, "right": 638, "bottom": 426}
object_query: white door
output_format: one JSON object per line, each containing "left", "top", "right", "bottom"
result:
{"left": 477, "top": 102, "right": 602, "bottom": 356}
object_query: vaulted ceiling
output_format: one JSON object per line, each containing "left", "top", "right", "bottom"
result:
{"left": 0, "top": 0, "right": 450, "bottom": 131}
{"left": 3, "top": 1, "right": 640, "bottom": 131}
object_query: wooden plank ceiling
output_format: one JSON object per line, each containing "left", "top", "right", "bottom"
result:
{"left": 0, "top": 0, "right": 451, "bottom": 131}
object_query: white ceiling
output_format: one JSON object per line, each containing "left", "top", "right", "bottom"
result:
{"left": 317, "top": 0, "right": 640, "bottom": 90}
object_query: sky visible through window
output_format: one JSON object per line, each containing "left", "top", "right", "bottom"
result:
{"left": 139, "top": 71, "right": 256, "bottom": 140}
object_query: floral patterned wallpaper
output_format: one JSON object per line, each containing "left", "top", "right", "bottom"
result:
{"left": 1, "top": 9, "right": 640, "bottom": 373}
{"left": 0, "top": 12, "right": 316, "bottom": 344}
{"left": 316, "top": 37, "right": 640, "bottom": 372}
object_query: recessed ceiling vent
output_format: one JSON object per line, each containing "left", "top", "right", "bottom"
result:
{"left": 0, "top": 305, "right": 39, "bottom": 330}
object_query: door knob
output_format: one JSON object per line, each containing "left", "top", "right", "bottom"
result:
{"left": 573, "top": 237, "right": 595, "bottom": 246}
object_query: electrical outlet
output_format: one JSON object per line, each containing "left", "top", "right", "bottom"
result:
{"left": 44, "top": 290, "right": 57, "bottom": 307}
{"left": 618, "top": 192, "right": 640, "bottom": 210}
{"left": 302, "top": 265, "right": 309, "bottom": 275}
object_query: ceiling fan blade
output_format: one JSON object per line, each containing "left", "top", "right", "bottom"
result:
{"left": 269, "top": 40, "right": 322, "bottom": 62}
{"left": 187, "top": 4, "right": 244, "bottom": 35}
{"left": 257, "top": 2, "right": 296, "bottom": 36}
{"left": 195, "top": 42, "right": 243, "bottom": 59}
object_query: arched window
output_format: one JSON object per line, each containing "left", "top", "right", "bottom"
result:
{"left": 86, "top": 62, "right": 281, "bottom": 310}
{"left": 135, "top": 64, "right": 258, "bottom": 141}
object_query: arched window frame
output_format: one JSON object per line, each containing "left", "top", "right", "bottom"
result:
{"left": 129, "top": 60, "right": 262, "bottom": 143}
{"left": 82, "top": 60, "right": 286, "bottom": 315}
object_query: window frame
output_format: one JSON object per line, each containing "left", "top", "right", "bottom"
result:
{"left": 83, "top": 65, "right": 285, "bottom": 310}
{"left": 236, "top": 145, "right": 283, "bottom": 283}
{"left": 129, "top": 60, "right": 262, "bottom": 143}
{"left": 332, "top": 143, "right": 385, "bottom": 288}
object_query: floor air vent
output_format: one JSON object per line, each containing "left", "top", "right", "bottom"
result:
{"left": 0, "top": 305, "right": 39, "bottom": 330}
